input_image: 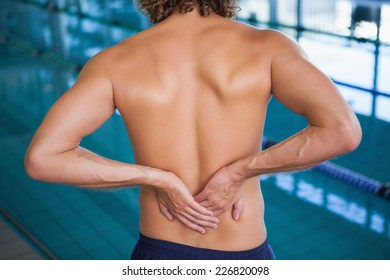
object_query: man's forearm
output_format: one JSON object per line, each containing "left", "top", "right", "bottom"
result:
{"left": 25, "top": 145, "right": 219, "bottom": 232}
{"left": 229, "top": 124, "right": 359, "bottom": 181}
{"left": 25, "top": 146, "right": 169, "bottom": 190}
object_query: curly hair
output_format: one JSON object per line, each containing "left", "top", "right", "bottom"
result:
{"left": 136, "top": 0, "right": 240, "bottom": 24}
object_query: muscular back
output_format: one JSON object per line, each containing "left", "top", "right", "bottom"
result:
{"left": 97, "top": 13, "right": 273, "bottom": 249}
{"left": 112, "top": 15, "right": 271, "bottom": 194}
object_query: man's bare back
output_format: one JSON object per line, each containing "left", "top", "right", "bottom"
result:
{"left": 25, "top": 5, "right": 361, "bottom": 257}
{"left": 111, "top": 11, "right": 271, "bottom": 250}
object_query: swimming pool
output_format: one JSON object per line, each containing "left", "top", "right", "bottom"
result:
{"left": 0, "top": 0, "right": 389, "bottom": 260}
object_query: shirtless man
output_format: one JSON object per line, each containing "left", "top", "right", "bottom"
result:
{"left": 24, "top": 0, "right": 362, "bottom": 260}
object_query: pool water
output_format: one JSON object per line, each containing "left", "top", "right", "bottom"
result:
{"left": 0, "top": 0, "right": 389, "bottom": 260}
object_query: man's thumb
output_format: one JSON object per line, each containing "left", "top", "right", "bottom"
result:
{"left": 232, "top": 198, "right": 244, "bottom": 221}
{"left": 194, "top": 191, "right": 206, "bottom": 203}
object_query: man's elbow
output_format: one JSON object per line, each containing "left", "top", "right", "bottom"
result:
{"left": 24, "top": 149, "right": 49, "bottom": 181}
{"left": 337, "top": 119, "right": 362, "bottom": 154}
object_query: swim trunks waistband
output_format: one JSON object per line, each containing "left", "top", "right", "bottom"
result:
{"left": 131, "top": 233, "right": 276, "bottom": 260}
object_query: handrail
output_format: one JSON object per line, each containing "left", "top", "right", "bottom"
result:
{"left": 0, "top": 34, "right": 80, "bottom": 71}
{"left": 0, "top": 207, "right": 58, "bottom": 260}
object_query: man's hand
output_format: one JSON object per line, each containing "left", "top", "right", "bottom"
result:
{"left": 194, "top": 166, "right": 245, "bottom": 220}
{"left": 156, "top": 172, "right": 219, "bottom": 234}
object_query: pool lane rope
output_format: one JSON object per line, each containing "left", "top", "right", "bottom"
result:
{"left": 0, "top": 35, "right": 82, "bottom": 72}
{"left": 262, "top": 138, "right": 390, "bottom": 201}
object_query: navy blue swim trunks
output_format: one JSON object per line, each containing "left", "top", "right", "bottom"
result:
{"left": 131, "top": 234, "right": 276, "bottom": 260}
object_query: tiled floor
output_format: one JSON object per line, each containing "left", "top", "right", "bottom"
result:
{"left": 0, "top": 0, "right": 389, "bottom": 260}
{"left": 0, "top": 216, "right": 43, "bottom": 260}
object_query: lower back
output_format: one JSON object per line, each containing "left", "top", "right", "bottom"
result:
{"left": 139, "top": 177, "right": 267, "bottom": 250}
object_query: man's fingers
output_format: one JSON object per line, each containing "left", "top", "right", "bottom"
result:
{"left": 176, "top": 214, "right": 206, "bottom": 234}
{"left": 213, "top": 209, "right": 225, "bottom": 217}
{"left": 184, "top": 208, "right": 219, "bottom": 227}
{"left": 232, "top": 197, "right": 244, "bottom": 221}
{"left": 188, "top": 199, "right": 216, "bottom": 217}
{"left": 193, "top": 191, "right": 207, "bottom": 203}
{"left": 197, "top": 202, "right": 221, "bottom": 213}
{"left": 232, "top": 208, "right": 241, "bottom": 221}
{"left": 199, "top": 200, "right": 212, "bottom": 209}
{"left": 158, "top": 201, "right": 174, "bottom": 221}
{"left": 181, "top": 212, "right": 217, "bottom": 229}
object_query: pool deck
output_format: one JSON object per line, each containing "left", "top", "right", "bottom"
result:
{"left": 0, "top": 217, "right": 43, "bottom": 260}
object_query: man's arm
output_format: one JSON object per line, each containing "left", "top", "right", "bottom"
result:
{"left": 24, "top": 50, "right": 218, "bottom": 233}
{"left": 195, "top": 31, "right": 362, "bottom": 217}
{"left": 25, "top": 50, "right": 149, "bottom": 187}
{"left": 231, "top": 32, "right": 362, "bottom": 178}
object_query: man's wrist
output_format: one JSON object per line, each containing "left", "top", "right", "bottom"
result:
{"left": 138, "top": 166, "right": 172, "bottom": 191}
{"left": 227, "top": 152, "right": 266, "bottom": 182}
{"left": 227, "top": 158, "right": 250, "bottom": 182}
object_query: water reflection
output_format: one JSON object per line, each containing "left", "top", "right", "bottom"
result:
{"left": 297, "top": 181, "right": 324, "bottom": 206}
{"left": 262, "top": 173, "right": 390, "bottom": 238}
{"left": 327, "top": 194, "right": 367, "bottom": 226}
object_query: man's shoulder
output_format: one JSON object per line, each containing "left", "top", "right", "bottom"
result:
{"left": 220, "top": 21, "right": 297, "bottom": 50}
{"left": 245, "top": 27, "right": 296, "bottom": 46}
{"left": 89, "top": 36, "right": 146, "bottom": 69}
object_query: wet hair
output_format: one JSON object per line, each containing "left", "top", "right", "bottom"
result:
{"left": 136, "top": 0, "right": 240, "bottom": 24}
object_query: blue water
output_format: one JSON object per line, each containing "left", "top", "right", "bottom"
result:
{"left": 0, "top": 0, "right": 389, "bottom": 259}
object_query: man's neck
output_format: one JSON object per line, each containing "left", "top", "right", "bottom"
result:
{"left": 166, "top": 5, "right": 218, "bottom": 22}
